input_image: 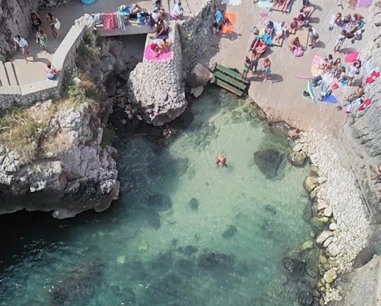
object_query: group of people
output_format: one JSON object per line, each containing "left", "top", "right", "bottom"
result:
{"left": 333, "top": 12, "right": 364, "bottom": 53}
{"left": 14, "top": 12, "right": 60, "bottom": 63}
{"left": 148, "top": 1, "right": 177, "bottom": 56}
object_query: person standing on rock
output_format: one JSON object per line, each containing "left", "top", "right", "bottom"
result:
{"left": 14, "top": 35, "right": 30, "bottom": 63}
{"left": 216, "top": 155, "right": 227, "bottom": 167}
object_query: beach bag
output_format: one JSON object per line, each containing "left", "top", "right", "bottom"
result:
{"left": 55, "top": 18, "right": 61, "bottom": 30}
{"left": 293, "top": 47, "right": 304, "bottom": 57}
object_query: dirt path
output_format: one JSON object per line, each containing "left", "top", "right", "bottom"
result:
{"left": 211, "top": 0, "right": 369, "bottom": 135}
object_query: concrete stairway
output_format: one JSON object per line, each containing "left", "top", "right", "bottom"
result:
{"left": 0, "top": 61, "right": 19, "bottom": 87}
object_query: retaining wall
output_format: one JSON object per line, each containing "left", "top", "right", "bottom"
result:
{"left": 0, "top": 24, "right": 86, "bottom": 112}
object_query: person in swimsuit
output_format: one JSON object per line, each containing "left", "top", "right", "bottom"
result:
{"left": 262, "top": 57, "right": 271, "bottom": 82}
{"left": 45, "top": 62, "right": 61, "bottom": 80}
{"left": 14, "top": 35, "right": 30, "bottom": 63}
{"left": 31, "top": 13, "right": 42, "bottom": 32}
{"left": 46, "top": 12, "right": 58, "bottom": 38}
{"left": 255, "top": 40, "right": 268, "bottom": 55}
{"left": 216, "top": 155, "right": 227, "bottom": 167}
{"left": 334, "top": 29, "right": 347, "bottom": 52}
{"left": 251, "top": 49, "right": 260, "bottom": 74}
{"left": 289, "top": 18, "right": 298, "bottom": 34}
{"left": 242, "top": 56, "right": 251, "bottom": 80}
{"left": 308, "top": 26, "right": 319, "bottom": 49}
{"left": 36, "top": 29, "right": 48, "bottom": 52}
{"left": 288, "top": 36, "right": 301, "bottom": 52}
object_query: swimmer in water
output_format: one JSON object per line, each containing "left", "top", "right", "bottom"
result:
{"left": 216, "top": 155, "right": 227, "bottom": 167}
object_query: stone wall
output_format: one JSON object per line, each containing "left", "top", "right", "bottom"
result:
{"left": 0, "top": 24, "right": 86, "bottom": 112}
{"left": 179, "top": 1, "right": 218, "bottom": 73}
{"left": 127, "top": 22, "right": 187, "bottom": 126}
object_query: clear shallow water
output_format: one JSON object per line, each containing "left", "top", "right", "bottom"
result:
{"left": 0, "top": 88, "right": 311, "bottom": 306}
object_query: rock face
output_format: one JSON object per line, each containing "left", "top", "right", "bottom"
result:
{"left": 337, "top": 255, "right": 381, "bottom": 306}
{"left": 303, "top": 176, "right": 319, "bottom": 193}
{"left": 127, "top": 24, "right": 186, "bottom": 126}
{"left": 288, "top": 151, "right": 307, "bottom": 167}
{"left": 254, "top": 148, "right": 283, "bottom": 179}
{"left": 187, "top": 63, "right": 213, "bottom": 88}
{"left": 0, "top": 100, "right": 119, "bottom": 219}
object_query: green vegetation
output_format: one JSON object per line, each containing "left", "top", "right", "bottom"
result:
{"left": 0, "top": 107, "right": 47, "bottom": 162}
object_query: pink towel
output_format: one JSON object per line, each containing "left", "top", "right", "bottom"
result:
{"left": 357, "top": 0, "right": 372, "bottom": 8}
{"left": 102, "top": 13, "right": 118, "bottom": 30}
{"left": 144, "top": 45, "right": 173, "bottom": 61}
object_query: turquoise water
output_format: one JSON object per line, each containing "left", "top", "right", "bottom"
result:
{"left": 0, "top": 88, "right": 312, "bottom": 306}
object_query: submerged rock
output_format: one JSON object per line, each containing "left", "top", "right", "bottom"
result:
{"left": 182, "top": 245, "right": 199, "bottom": 256}
{"left": 146, "top": 209, "right": 161, "bottom": 230}
{"left": 288, "top": 151, "right": 307, "bottom": 167}
{"left": 297, "top": 290, "right": 314, "bottom": 305}
{"left": 282, "top": 257, "right": 306, "bottom": 277}
{"left": 264, "top": 204, "right": 277, "bottom": 216}
{"left": 146, "top": 193, "right": 173, "bottom": 211}
{"left": 303, "top": 176, "right": 319, "bottom": 193}
{"left": 188, "top": 198, "right": 199, "bottom": 210}
{"left": 254, "top": 149, "right": 283, "bottom": 179}
{"left": 197, "top": 252, "right": 235, "bottom": 272}
{"left": 222, "top": 225, "right": 238, "bottom": 239}
{"left": 49, "top": 260, "right": 103, "bottom": 306}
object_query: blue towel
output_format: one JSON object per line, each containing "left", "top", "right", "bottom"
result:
{"left": 322, "top": 94, "right": 338, "bottom": 103}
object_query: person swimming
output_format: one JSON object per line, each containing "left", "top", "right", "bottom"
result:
{"left": 216, "top": 155, "right": 227, "bottom": 167}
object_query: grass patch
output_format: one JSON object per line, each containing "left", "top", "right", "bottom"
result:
{"left": 0, "top": 108, "right": 46, "bottom": 162}
{"left": 63, "top": 70, "right": 98, "bottom": 109}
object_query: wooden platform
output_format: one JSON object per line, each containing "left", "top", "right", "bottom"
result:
{"left": 214, "top": 64, "right": 248, "bottom": 96}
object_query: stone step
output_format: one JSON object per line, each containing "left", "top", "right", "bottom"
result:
{"left": 0, "top": 61, "right": 10, "bottom": 87}
{"left": 4, "top": 62, "right": 19, "bottom": 86}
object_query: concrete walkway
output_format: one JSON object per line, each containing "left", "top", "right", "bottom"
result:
{"left": 8, "top": 0, "right": 205, "bottom": 86}
{"left": 212, "top": 0, "right": 369, "bottom": 135}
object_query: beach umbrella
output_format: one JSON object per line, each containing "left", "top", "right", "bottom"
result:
{"left": 345, "top": 51, "right": 360, "bottom": 63}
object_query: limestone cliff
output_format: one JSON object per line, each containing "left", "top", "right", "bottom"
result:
{"left": 0, "top": 0, "right": 72, "bottom": 61}
{"left": 0, "top": 99, "right": 119, "bottom": 219}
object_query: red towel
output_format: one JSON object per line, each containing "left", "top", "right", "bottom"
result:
{"left": 358, "top": 99, "right": 371, "bottom": 111}
{"left": 102, "top": 13, "right": 118, "bottom": 30}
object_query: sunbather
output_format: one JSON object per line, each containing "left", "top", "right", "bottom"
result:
{"left": 345, "top": 84, "right": 364, "bottom": 101}
{"left": 274, "top": 21, "right": 287, "bottom": 43}
{"left": 281, "top": 0, "right": 292, "bottom": 12}
{"left": 150, "top": 39, "right": 171, "bottom": 56}
{"left": 289, "top": 36, "right": 301, "bottom": 52}
{"left": 289, "top": 18, "right": 298, "bottom": 34}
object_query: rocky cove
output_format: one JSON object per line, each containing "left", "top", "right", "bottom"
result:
{"left": 0, "top": 0, "right": 381, "bottom": 305}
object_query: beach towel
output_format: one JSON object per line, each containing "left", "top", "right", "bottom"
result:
{"left": 221, "top": 12, "right": 237, "bottom": 34}
{"left": 311, "top": 55, "right": 324, "bottom": 77}
{"left": 345, "top": 51, "right": 360, "bottom": 63}
{"left": 222, "top": 0, "right": 242, "bottom": 5}
{"left": 289, "top": 29, "right": 309, "bottom": 50}
{"left": 144, "top": 45, "right": 173, "bottom": 61}
{"left": 259, "top": 31, "right": 273, "bottom": 46}
{"left": 357, "top": 0, "right": 372, "bottom": 8}
{"left": 257, "top": 0, "right": 273, "bottom": 9}
{"left": 272, "top": 0, "right": 295, "bottom": 13}
{"left": 322, "top": 94, "right": 339, "bottom": 103}
{"left": 358, "top": 99, "right": 371, "bottom": 110}
{"left": 102, "top": 13, "right": 118, "bottom": 30}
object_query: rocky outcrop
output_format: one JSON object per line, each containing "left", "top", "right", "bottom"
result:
{"left": 336, "top": 255, "right": 381, "bottom": 306}
{"left": 297, "top": 131, "right": 372, "bottom": 304}
{"left": 0, "top": 99, "right": 119, "bottom": 219}
{"left": 127, "top": 24, "right": 186, "bottom": 126}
